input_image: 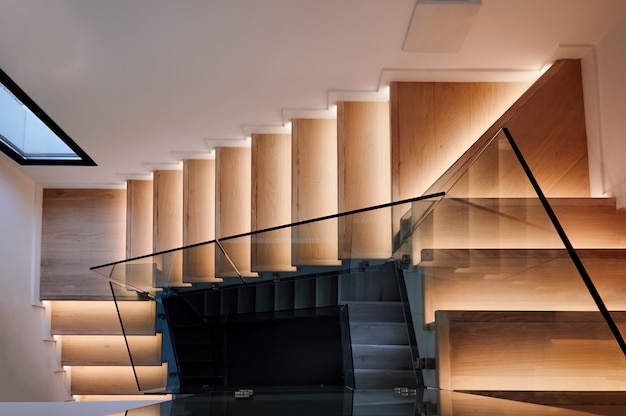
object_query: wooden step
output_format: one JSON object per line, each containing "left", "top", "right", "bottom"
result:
{"left": 419, "top": 248, "right": 626, "bottom": 324}
{"left": 291, "top": 118, "right": 340, "bottom": 267}
{"left": 61, "top": 334, "right": 162, "bottom": 366}
{"left": 251, "top": 133, "right": 296, "bottom": 272}
{"left": 51, "top": 301, "right": 155, "bottom": 335}
{"left": 338, "top": 101, "right": 392, "bottom": 260}
{"left": 413, "top": 198, "right": 626, "bottom": 255}
{"left": 436, "top": 311, "right": 626, "bottom": 391}
{"left": 437, "top": 390, "right": 626, "bottom": 416}
{"left": 183, "top": 159, "right": 220, "bottom": 283}
{"left": 70, "top": 364, "right": 168, "bottom": 395}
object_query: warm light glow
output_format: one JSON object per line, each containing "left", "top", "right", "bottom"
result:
{"left": 379, "top": 85, "right": 391, "bottom": 101}
{"left": 540, "top": 63, "right": 553, "bottom": 75}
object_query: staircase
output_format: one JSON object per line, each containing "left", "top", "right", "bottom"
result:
{"left": 37, "top": 59, "right": 626, "bottom": 413}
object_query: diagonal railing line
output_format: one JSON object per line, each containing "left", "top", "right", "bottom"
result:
{"left": 503, "top": 127, "right": 626, "bottom": 357}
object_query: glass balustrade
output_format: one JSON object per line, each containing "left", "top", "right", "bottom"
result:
{"left": 93, "top": 127, "right": 626, "bottom": 414}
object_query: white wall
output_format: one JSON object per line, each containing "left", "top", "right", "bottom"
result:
{"left": 0, "top": 154, "right": 66, "bottom": 401}
{"left": 587, "top": 13, "right": 626, "bottom": 206}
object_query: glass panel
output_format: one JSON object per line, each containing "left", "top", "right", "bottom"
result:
{"left": 396, "top": 129, "right": 624, "bottom": 393}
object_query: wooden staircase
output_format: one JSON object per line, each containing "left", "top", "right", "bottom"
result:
{"left": 37, "top": 59, "right": 626, "bottom": 412}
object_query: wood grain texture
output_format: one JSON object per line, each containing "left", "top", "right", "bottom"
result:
{"left": 126, "top": 180, "right": 153, "bottom": 258}
{"left": 183, "top": 159, "right": 219, "bottom": 282}
{"left": 338, "top": 101, "right": 392, "bottom": 259}
{"left": 390, "top": 81, "right": 529, "bottom": 202}
{"left": 251, "top": 133, "right": 296, "bottom": 272}
{"left": 70, "top": 364, "right": 167, "bottom": 395}
{"left": 438, "top": 390, "right": 619, "bottom": 416}
{"left": 291, "top": 118, "right": 341, "bottom": 266}
{"left": 419, "top": 60, "right": 590, "bottom": 199}
{"left": 415, "top": 197, "right": 626, "bottom": 252}
{"left": 51, "top": 300, "right": 155, "bottom": 335}
{"left": 215, "top": 147, "right": 255, "bottom": 277}
{"left": 153, "top": 170, "right": 183, "bottom": 286}
{"left": 422, "top": 248, "right": 626, "bottom": 324}
{"left": 125, "top": 180, "right": 153, "bottom": 289}
{"left": 61, "top": 334, "right": 162, "bottom": 366}
{"left": 41, "top": 189, "right": 128, "bottom": 300}
{"left": 436, "top": 311, "right": 626, "bottom": 391}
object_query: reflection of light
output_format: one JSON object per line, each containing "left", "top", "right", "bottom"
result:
{"left": 284, "top": 121, "right": 292, "bottom": 130}
{"left": 380, "top": 85, "right": 391, "bottom": 100}
{"left": 540, "top": 63, "right": 552, "bottom": 75}
{"left": 329, "top": 104, "right": 338, "bottom": 116}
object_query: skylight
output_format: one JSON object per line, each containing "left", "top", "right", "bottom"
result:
{"left": 0, "top": 69, "right": 95, "bottom": 166}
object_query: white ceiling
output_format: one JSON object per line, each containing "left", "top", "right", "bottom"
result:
{"left": 1, "top": 0, "right": 625, "bottom": 187}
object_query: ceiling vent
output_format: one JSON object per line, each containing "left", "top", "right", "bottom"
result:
{"left": 403, "top": 0, "right": 482, "bottom": 53}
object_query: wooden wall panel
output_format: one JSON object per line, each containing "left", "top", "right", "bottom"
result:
{"left": 41, "top": 189, "right": 129, "bottom": 300}
{"left": 251, "top": 134, "right": 296, "bottom": 272}
{"left": 153, "top": 170, "right": 183, "bottom": 286}
{"left": 292, "top": 119, "right": 340, "bottom": 266}
{"left": 414, "top": 60, "right": 590, "bottom": 199}
{"left": 215, "top": 147, "right": 254, "bottom": 277}
{"left": 183, "top": 159, "right": 219, "bottom": 283}
{"left": 338, "top": 101, "right": 392, "bottom": 259}
{"left": 437, "top": 311, "right": 626, "bottom": 391}
{"left": 390, "top": 81, "right": 529, "bottom": 202}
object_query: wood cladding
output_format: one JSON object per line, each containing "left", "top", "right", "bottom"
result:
{"left": 251, "top": 134, "right": 296, "bottom": 272}
{"left": 422, "top": 248, "right": 626, "bottom": 324}
{"left": 291, "top": 119, "right": 341, "bottom": 266}
{"left": 41, "top": 189, "right": 128, "bottom": 300}
{"left": 215, "top": 147, "right": 255, "bottom": 276}
{"left": 418, "top": 60, "right": 590, "bottom": 198}
{"left": 153, "top": 170, "right": 183, "bottom": 286}
{"left": 436, "top": 311, "right": 626, "bottom": 391}
{"left": 338, "top": 101, "right": 392, "bottom": 259}
{"left": 391, "top": 81, "right": 529, "bottom": 201}
{"left": 183, "top": 159, "right": 219, "bottom": 282}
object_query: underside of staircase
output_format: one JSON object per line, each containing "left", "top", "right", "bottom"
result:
{"left": 37, "top": 59, "right": 626, "bottom": 413}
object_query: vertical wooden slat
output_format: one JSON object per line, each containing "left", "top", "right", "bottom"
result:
{"left": 292, "top": 118, "right": 341, "bottom": 266}
{"left": 337, "top": 101, "right": 392, "bottom": 259}
{"left": 126, "top": 180, "right": 153, "bottom": 289}
{"left": 153, "top": 170, "right": 183, "bottom": 286}
{"left": 215, "top": 147, "right": 255, "bottom": 277}
{"left": 126, "top": 180, "right": 153, "bottom": 258}
{"left": 183, "top": 159, "right": 220, "bottom": 283}
{"left": 251, "top": 133, "right": 296, "bottom": 272}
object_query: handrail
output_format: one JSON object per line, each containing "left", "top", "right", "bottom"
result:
{"left": 503, "top": 127, "right": 626, "bottom": 357}
{"left": 90, "top": 192, "right": 445, "bottom": 271}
